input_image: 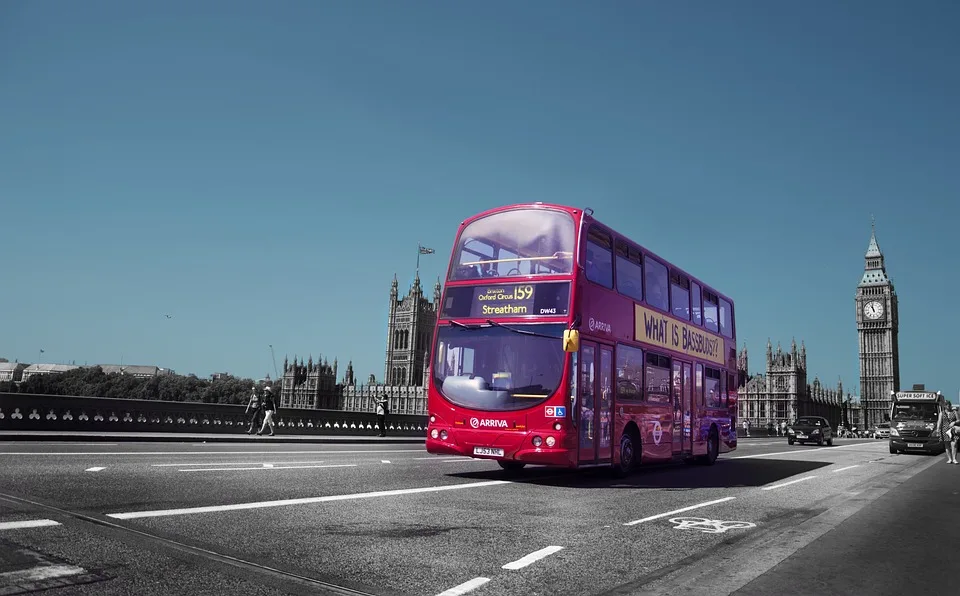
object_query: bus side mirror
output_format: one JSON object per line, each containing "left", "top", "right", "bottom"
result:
{"left": 562, "top": 329, "right": 580, "bottom": 353}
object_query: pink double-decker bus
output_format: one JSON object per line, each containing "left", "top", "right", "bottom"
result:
{"left": 426, "top": 203, "right": 738, "bottom": 475}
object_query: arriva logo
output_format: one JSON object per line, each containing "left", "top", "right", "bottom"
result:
{"left": 469, "top": 417, "right": 509, "bottom": 429}
{"left": 588, "top": 317, "right": 612, "bottom": 333}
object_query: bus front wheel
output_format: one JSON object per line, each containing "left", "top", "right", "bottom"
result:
{"left": 497, "top": 460, "right": 526, "bottom": 473}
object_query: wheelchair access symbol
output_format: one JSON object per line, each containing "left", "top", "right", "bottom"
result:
{"left": 669, "top": 517, "right": 756, "bottom": 534}
{"left": 545, "top": 406, "right": 566, "bottom": 417}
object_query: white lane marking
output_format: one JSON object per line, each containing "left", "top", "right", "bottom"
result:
{"left": 85, "top": 467, "right": 106, "bottom": 472}
{"left": 0, "top": 449, "right": 425, "bottom": 456}
{"left": 381, "top": 460, "right": 391, "bottom": 464}
{"left": 502, "top": 546, "right": 565, "bottom": 570}
{"left": 761, "top": 476, "right": 817, "bottom": 491}
{"left": 0, "top": 519, "right": 61, "bottom": 531}
{"left": 152, "top": 460, "right": 328, "bottom": 467}
{"left": 435, "top": 577, "right": 491, "bottom": 596}
{"left": 739, "top": 442, "right": 781, "bottom": 446}
{"left": 732, "top": 442, "right": 872, "bottom": 459}
{"left": 833, "top": 465, "right": 860, "bottom": 473}
{"left": 0, "top": 563, "right": 86, "bottom": 582}
{"left": 107, "top": 479, "right": 512, "bottom": 519}
{"left": 624, "top": 497, "right": 736, "bottom": 526}
{"left": 179, "top": 464, "right": 357, "bottom": 472}
{"left": 442, "top": 459, "right": 486, "bottom": 463}
{"left": 0, "top": 442, "right": 119, "bottom": 446}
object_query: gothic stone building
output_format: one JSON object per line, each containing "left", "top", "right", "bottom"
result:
{"left": 279, "top": 273, "right": 441, "bottom": 416}
{"left": 856, "top": 222, "right": 900, "bottom": 428}
{"left": 278, "top": 356, "right": 341, "bottom": 409}
{"left": 737, "top": 339, "right": 857, "bottom": 432}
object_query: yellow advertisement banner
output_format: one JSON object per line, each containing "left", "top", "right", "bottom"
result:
{"left": 634, "top": 304, "right": 726, "bottom": 366}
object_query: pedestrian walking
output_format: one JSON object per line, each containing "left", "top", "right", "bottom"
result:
{"left": 375, "top": 394, "right": 389, "bottom": 437}
{"left": 258, "top": 386, "right": 277, "bottom": 436}
{"left": 245, "top": 386, "right": 262, "bottom": 434}
{"left": 939, "top": 404, "right": 959, "bottom": 464}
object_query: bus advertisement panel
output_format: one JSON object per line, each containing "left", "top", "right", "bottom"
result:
{"left": 426, "top": 203, "right": 737, "bottom": 476}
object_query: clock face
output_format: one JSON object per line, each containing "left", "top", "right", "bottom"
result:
{"left": 863, "top": 300, "right": 884, "bottom": 320}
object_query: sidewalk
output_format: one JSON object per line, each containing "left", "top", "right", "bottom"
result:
{"left": 0, "top": 430, "right": 425, "bottom": 444}
{"left": 733, "top": 453, "right": 957, "bottom": 595}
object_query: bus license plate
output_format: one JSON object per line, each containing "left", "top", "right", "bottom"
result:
{"left": 907, "top": 443, "right": 923, "bottom": 448}
{"left": 473, "top": 446, "right": 504, "bottom": 457}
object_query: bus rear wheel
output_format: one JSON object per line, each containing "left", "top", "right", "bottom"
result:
{"left": 613, "top": 429, "right": 639, "bottom": 477}
{"left": 698, "top": 428, "right": 719, "bottom": 466}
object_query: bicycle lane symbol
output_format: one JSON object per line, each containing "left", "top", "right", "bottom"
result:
{"left": 669, "top": 517, "right": 757, "bottom": 534}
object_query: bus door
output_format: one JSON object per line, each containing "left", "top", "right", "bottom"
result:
{"left": 578, "top": 341, "right": 613, "bottom": 464}
{"left": 671, "top": 360, "right": 694, "bottom": 455}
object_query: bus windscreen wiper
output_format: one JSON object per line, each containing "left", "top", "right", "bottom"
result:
{"left": 485, "top": 319, "right": 562, "bottom": 340}
{"left": 450, "top": 320, "right": 482, "bottom": 330}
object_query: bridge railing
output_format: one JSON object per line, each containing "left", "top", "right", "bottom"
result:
{"left": 0, "top": 393, "right": 427, "bottom": 436}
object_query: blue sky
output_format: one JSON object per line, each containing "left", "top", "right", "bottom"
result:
{"left": 2, "top": 1, "right": 957, "bottom": 399}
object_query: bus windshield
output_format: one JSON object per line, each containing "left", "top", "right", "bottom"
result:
{"left": 433, "top": 323, "right": 565, "bottom": 411}
{"left": 449, "top": 208, "right": 576, "bottom": 280}
{"left": 892, "top": 403, "right": 938, "bottom": 422}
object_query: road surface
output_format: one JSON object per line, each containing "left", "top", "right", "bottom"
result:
{"left": 0, "top": 437, "right": 950, "bottom": 595}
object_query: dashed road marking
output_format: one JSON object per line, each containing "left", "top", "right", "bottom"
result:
{"left": 624, "top": 497, "right": 736, "bottom": 526}
{"left": 0, "top": 519, "right": 61, "bottom": 531}
{"left": 502, "top": 546, "right": 564, "bottom": 570}
{"left": 381, "top": 460, "right": 391, "bottom": 464}
{"left": 833, "top": 465, "right": 860, "bottom": 473}
{"left": 435, "top": 577, "right": 490, "bottom": 596}
{"left": 0, "top": 563, "right": 87, "bottom": 582}
{"left": 107, "top": 479, "right": 512, "bottom": 519}
{"left": 85, "top": 467, "right": 106, "bottom": 472}
{"left": 761, "top": 476, "right": 817, "bottom": 491}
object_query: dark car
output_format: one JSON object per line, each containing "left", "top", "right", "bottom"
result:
{"left": 787, "top": 416, "right": 834, "bottom": 446}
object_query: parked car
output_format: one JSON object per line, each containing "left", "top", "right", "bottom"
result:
{"left": 787, "top": 416, "right": 834, "bottom": 446}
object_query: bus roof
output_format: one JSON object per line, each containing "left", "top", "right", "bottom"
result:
{"left": 455, "top": 202, "right": 735, "bottom": 308}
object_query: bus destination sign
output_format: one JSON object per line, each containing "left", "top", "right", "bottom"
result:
{"left": 894, "top": 391, "right": 938, "bottom": 401}
{"left": 441, "top": 282, "right": 571, "bottom": 319}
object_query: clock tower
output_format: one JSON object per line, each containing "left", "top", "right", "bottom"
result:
{"left": 855, "top": 220, "right": 900, "bottom": 428}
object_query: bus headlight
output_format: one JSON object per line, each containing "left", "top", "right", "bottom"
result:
{"left": 440, "top": 430, "right": 448, "bottom": 440}
{"left": 532, "top": 436, "right": 543, "bottom": 447}
{"left": 430, "top": 429, "right": 439, "bottom": 439}
{"left": 545, "top": 436, "right": 556, "bottom": 447}
{"left": 430, "top": 415, "right": 436, "bottom": 424}
{"left": 553, "top": 422, "right": 562, "bottom": 431}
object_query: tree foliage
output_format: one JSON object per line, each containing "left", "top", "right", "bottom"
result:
{"left": 0, "top": 367, "right": 266, "bottom": 404}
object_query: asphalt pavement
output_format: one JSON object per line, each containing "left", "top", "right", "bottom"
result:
{"left": 0, "top": 436, "right": 948, "bottom": 595}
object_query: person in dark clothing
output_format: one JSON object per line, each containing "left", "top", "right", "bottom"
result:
{"left": 258, "top": 386, "right": 277, "bottom": 436}
{"left": 245, "top": 386, "right": 262, "bottom": 434}
{"left": 375, "top": 394, "right": 388, "bottom": 437}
